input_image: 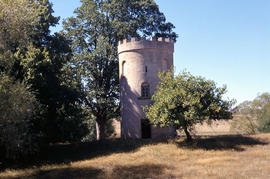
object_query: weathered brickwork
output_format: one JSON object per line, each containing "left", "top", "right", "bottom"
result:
{"left": 118, "top": 37, "right": 176, "bottom": 139}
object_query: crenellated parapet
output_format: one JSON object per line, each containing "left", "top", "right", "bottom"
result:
{"left": 118, "top": 37, "right": 174, "bottom": 54}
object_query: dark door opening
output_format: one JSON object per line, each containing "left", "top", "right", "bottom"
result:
{"left": 141, "top": 119, "right": 151, "bottom": 139}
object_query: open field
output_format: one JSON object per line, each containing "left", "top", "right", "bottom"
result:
{"left": 1, "top": 133, "right": 270, "bottom": 179}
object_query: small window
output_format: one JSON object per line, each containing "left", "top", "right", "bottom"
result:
{"left": 141, "top": 82, "right": 150, "bottom": 98}
{"left": 122, "top": 61, "right": 126, "bottom": 76}
{"left": 145, "top": 66, "right": 148, "bottom": 73}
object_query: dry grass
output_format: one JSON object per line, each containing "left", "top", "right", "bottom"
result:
{"left": 193, "top": 120, "right": 233, "bottom": 135}
{"left": 1, "top": 133, "right": 270, "bottom": 179}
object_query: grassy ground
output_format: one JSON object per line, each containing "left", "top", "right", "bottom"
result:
{"left": 1, "top": 133, "right": 270, "bottom": 179}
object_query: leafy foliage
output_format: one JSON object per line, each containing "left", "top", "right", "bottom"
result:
{"left": 0, "top": 74, "right": 40, "bottom": 160}
{"left": 0, "top": 0, "right": 37, "bottom": 50}
{"left": 0, "top": 0, "right": 89, "bottom": 147}
{"left": 63, "top": 0, "right": 177, "bottom": 140}
{"left": 231, "top": 93, "right": 270, "bottom": 134}
{"left": 144, "top": 70, "right": 234, "bottom": 141}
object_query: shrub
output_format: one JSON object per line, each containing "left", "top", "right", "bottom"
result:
{"left": 0, "top": 75, "right": 40, "bottom": 160}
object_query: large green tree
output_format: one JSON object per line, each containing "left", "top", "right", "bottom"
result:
{"left": 0, "top": 0, "right": 40, "bottom": 160}
{"left": 144, "top": 70, "right": 234, "bottom": 141}
{"left": 63, "top": 0, "right": 177, "bottom": 140}
{"left": 0, "top": 0, "right": 88, "bottom": 144}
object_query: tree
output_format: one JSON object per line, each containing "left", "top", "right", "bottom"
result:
{"left": 0, "top": 0, "right": 88, "bottom": 144}
{"left": 231, "top": 93, "right": 270, "bottom": 134}
{"left": 63, "top": 0, "right": 177, "bottom": 140}
{"left": 0, "top": 0, "right": 41, "bottom": 160}
{"left": 144, "top": 70, "right": 234, "bottom": 141}
{"left": 0, "top": 0, "right": 37, "bottom": 51}
{"left": 256, "top": 93, "right": 270, "bottom": 132}
{"left": 0, "top": 0, "right": 38, "bottom": 73}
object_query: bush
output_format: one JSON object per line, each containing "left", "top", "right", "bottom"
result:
{"left": 0, "top": 75, "right": 40, "bottom": 160}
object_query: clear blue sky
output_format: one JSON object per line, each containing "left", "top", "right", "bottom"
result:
{"left": 50, "top": 0, "right": 270, "bottom": 105}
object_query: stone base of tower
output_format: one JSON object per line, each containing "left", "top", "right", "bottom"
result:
{"left": 120, "top": 118, "right": 176, "bottom": 139}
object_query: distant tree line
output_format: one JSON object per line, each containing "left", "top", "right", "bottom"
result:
{"left": 230, "top": 93, "right": 270, "bottom": 134}
{"left": 0, "top": 0, "right": 177, "bottom": 161}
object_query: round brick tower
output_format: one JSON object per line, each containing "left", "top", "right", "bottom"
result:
{"left": 118, "top": 37, "right": 176, "bottom": 139}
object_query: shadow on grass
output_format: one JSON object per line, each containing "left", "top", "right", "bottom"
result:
{"left": 0, "top": 138, "right": 168, "bottom": 171}
{"left": 1, "top": 135, "right": 268, "bottom": 172}
{"left": 18, "top": 164, "right": 171, "bottom": 179}
{"left": 26, "top": 167, "right": 103, "bottom": 179}
{"left": 176, "top": 135, "right": 268, "bottom": 151}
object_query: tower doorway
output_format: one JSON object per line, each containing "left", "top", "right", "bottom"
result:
{"left": 141, "top": 119, "right": 151, "bottom": 139}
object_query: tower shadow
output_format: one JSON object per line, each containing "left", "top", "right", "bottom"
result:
{"left": 120, "top": 75, "right": 142, "bottom": 138}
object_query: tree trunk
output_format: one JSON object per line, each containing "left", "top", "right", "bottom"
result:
{"left": 183, "top": 127, "right": 192, "bottom": 142}
{"left": 96, "top": 120, "right": 106, "bottom": 141}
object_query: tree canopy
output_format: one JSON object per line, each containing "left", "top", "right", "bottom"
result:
{"left": 144, "top": 70, "right": 234, "bottom": 141}
{"left": 63, "top": 0, "right": 177, "bottom": 140}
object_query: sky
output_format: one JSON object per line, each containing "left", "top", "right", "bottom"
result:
{"left": 50, "top": 0, "right": 270, "bottom": 105}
